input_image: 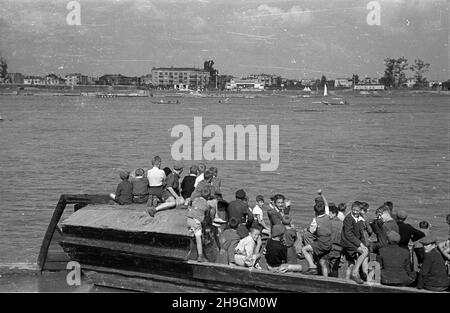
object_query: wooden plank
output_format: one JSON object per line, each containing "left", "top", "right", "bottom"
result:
{"left": 62, "top": 225, "right": 191, "bottom": 248}
{"left": 37, "top": 195, "right": 67, "bottom": 270}
{"left": 83, "top": 267, "right": 262, "bottom": 292}
{"left": 61, "top": 235, "right": 189, "bottom": 260}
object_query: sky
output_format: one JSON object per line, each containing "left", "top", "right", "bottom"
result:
{"left": 0, "top": 0, "right": 448, "bottom": 80}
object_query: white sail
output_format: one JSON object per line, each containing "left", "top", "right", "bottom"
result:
{"left": 323, "top": 84, "right": 328, "bottom": 96}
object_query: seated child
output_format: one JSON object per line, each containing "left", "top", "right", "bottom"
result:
{"left": 328, "top": 204, "right": 343, "bottom": 278}
{"left": 220, "top": 217, "right": 241, "bottom": 264}
{"left": 180, "top": 165, "right": 198, "bottom": 199}
{"left": 252, "top": 195, "right": 270, "bottom": 234}
{"left": 186, "top": 185, "right": 215, "bottom": 263}
{"left": 416, "top": 235, "right": 449, "bottom": 292}
{"left": 337, "top": 203, "right": 347, "bottom": 221}
{"left": 302, "top": 201, "right": 332, "bottom": 276}
{"left": 282, "top": 215, "right": 298, "bottom": 264}
{"left": 147, "top": 162, "right": 185, "bottom": 217}
{"left": 414, "top": 220, "right": 431, "bottom": 265}
{"left": 264, "top": 224, "right": 302, "bottom": 273}
{"left": 131, "top": 168, "right": 150, "bottom": 204}
{"left": 437, "top": 214, "right": 450, "bottom": 275}
{"left": 234, "top": 227, "right": 262, "bottom": 268}
{"left": 109, "top": 171, "right": 133, "bottom": 205}
{"left": 210, "top": 167, "right": 222, "bottom": 199}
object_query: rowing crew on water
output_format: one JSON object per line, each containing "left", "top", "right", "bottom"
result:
{"left": 108, "top": 156, "right": 450, "bottom": 292}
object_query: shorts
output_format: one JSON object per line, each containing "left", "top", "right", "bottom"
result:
{"left": 342, "top": 246, "right": 359, "bottom": 263}
{"left": 149, "top": 186, "right": 163, "bottom": 199}
{"left": 328, "top": 244, "right": 342, "bottom": 260}
{"left": 234, "top": 254, "right": 258, "bottom": 267}
{"left": 311, "top": 241, "right": 331, "bottom": 259}
{"left": 187, "top": 217, "right": 202, "bottom": 237}
{"left": 132, "top": 194, "right": 149, "bottom": 204}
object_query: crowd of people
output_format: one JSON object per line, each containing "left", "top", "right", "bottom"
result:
{"left": 110, "top": 157, "right": 450, "bottom": 292}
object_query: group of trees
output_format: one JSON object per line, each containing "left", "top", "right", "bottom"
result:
{"left": 0, "top": 56, "right": 7, "bottom": 83}
{"left": 203, "top": 60, "right": 218, "bottom": 88}
{"left": 381, "top": 57, "right": 430, "bottom": 88}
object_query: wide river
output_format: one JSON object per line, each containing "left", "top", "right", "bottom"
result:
{"left": 0, "top": 93, "right": 449, "bottom": 263}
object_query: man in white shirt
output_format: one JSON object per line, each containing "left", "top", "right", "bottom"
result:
{"left": 147, "top": 156, "right": 166, "bottom": 204}
{"left": 194, "top": 163, "right": 206, "bottom": 187}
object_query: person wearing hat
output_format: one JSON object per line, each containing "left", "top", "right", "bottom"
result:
{"left": 109, "top": 171, "right": 133, "bottom": 205}
{"left": 185, "top": 185, "right": 215, "bottom": 263}
{"left": 147, "top": 161, "right": 184, "bottom": 217}
{"left": 282, "top": 215, "right": 298, "bottom": 264}
{"left": 378, "top": 230, "right": 416, "bottom": 286}
{"left": 396, "top": 210, "right": 425, "bottom": 251}
{"left": 417, "top": 235, "right": 449, "bottom": 291}
{"left": 227, "top": 189, "right": 254, "bottom": 237}
{"left": 131, "top": 168, "right": 150, "bottom": 204}
{"left": 265, "top": 224, "right": 302, "bottom": 273}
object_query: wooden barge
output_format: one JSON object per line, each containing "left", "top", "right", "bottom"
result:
{"left": 38, "top": 194, "right": 430, "bottom": 293}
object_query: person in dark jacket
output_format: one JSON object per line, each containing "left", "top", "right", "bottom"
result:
{"left": 416, "top": 236, "right": 449, "bottom": 291}
{"left": 371, "top": 205, "right": 399, "bottom": 253}
{"left": 396, "top": 210, "right": 425, "bottom": 250}
{"left": 131, "top": 168, "right": 150, "bottom": 204}
{"left": 180, "top": 165, "right": 198, "bottom": 199}
{"left": 227, "top": 189, "right": 254, "bottom": 237}
{"left": 110, "top": 171, "right": 133, "bottom": 205}
{"left": 267, "top": 194, "right": 291, "bottom": 230}
{"left": 378, "top": 231, "right": 416, "bottom": 286}
{"left": 341, "top": 202, "right": 369, "bottom": 284}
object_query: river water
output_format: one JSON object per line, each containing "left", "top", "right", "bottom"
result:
{"left": 0, "top": 93, "right": 449, "bottom": 264}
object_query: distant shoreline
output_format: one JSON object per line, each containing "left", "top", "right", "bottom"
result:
{"left": 0, "top": 84, "right": 448, "bottom": 98}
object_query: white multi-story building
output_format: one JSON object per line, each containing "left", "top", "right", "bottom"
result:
{"left": 151, "top": 67, "right": 210, "bottom": 89}
{"left": 334, "top": 78, "right": 353, "bottom": 88}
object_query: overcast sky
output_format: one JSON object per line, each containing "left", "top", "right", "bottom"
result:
{"left": 0, "top": 0, "right": 448, "bottom": 80}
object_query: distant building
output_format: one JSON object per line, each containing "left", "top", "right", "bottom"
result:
{"left": 361, "top": 77, "right": 380, "bottom": 85}
{"left": 139, "top": 74, "right": 153, "bottom": 86}
{"left": 45, "top": 74, "right": 65, "bottom": 85}
{"left": 300, "top": 79, "right": 314, "bottom": 86}
{"left": 65, "top": 73, "right": 89, "bottom": 85}
{"left": 334, "top": 78, "right": 353, "bottom": 88}
{"left": 6, "top": 73, "right": 24, "bottom": 84}
{"left": 225, "top": 79, "right": 264, "bottom": 91}
{"left": 404, "top": 78, "right": 416, "bottom": 88}
{"left": 244, "top": 74, "right": 278, "bottom": 87}
{"left": 428, "top": 80, "right": 441, "bottom": 88}
{"left": 23, "top": 76, "right": 44, "bottom": 85}
{"left": 151, "top": 67, "right": 210, "bottom": 89}
{"left": 98, "top": 74, "right": 138, "bottom": 86}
